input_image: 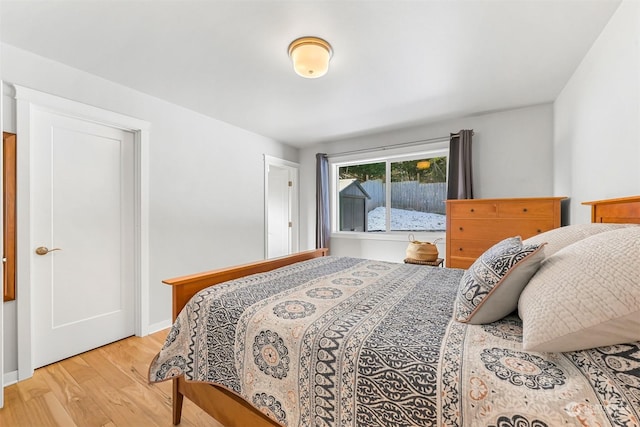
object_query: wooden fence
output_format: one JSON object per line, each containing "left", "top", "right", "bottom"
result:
{"left": 361, "top": 180, "right": 447, "bottom": 214}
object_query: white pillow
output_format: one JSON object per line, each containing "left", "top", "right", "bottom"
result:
{"left": 523, "top": 223, "right": 639, "bottom": 259}
{"left": 519, "top": 227, "right": 640, "bottom": 352}
{"left": 455, "top": 236, "right": 545, "bottom": 325}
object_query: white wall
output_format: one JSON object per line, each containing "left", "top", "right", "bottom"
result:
{"left": 299, "top": 103, "right": 555, "bottom": 260}
{"left": 1, "top": 44, "right": 298, "bottom": 375}
{"left": 554, "top": 0, "right": 640, "bottom": 224}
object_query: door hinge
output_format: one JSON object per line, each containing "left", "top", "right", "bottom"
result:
{"left": 288, "top": 221, "right": 293, "bottom": 228}
{"left": 288, "top": 181, "right": 293, "bottom": 187}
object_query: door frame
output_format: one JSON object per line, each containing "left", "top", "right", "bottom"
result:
{"left": 14, "top": 85, "right": 150, "bottom": 380}
{"left": 263, "top": 155, "right": 299, "bottom": 258}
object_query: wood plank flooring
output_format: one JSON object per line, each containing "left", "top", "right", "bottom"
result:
{"left": 0, "top": 330, "right": 224, "bottom": 427}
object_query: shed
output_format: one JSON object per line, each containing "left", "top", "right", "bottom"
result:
{"left": 339, "top": 179, "right": 371, "bottom": 232}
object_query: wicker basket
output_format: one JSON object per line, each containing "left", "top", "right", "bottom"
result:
{"left": 405, "top": 234, "right": 441, "bottom": 262}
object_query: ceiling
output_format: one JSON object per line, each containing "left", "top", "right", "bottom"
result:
{"left": 0, "top": 0, "right": 621, "bottom": 147}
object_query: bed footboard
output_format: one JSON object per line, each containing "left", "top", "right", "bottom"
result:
{"left": 163, "top": 249, "right": 328, "bottom": 426}
{"left": 163, "top": 248, "right": 328, "bottom": 319}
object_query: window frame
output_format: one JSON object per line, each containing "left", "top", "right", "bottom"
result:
{"left": 330, "top": 142, "right": 449, "bottom": 237}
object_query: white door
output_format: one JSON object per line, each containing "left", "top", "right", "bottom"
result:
{"left": 267, "top": 165, "right": 291, "bottom": 258}
{"left": 264, "top": 156, "right": 299, "bottom": 259}
{"left": 31, "top": 109, "right": 135, "bottom": 368}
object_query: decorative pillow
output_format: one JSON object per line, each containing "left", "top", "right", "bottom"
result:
{"left": 523, "top": 223, "right": 639, "bottom": 259}
{"left": 519, "top": 227, "right": 640, "bottom": 352}
{"left": 455, "top": 236, "right": 546, "bottom": 325}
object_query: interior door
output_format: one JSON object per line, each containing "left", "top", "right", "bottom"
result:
{"left": 31, "top": 109, "right": 135, "bottom": 368}
{"left": 267, "top": 165, "right": 292, "bottom": 258}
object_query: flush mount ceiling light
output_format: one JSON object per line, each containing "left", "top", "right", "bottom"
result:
{"left": 288, "top": 36, "right": 333, "bottom": 78}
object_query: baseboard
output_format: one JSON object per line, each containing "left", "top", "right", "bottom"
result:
{"left": 3, "top": 370, "right": 18, "bottom": 386}
{"left": 147, "top": 319, "right": 172, "bottom": 335}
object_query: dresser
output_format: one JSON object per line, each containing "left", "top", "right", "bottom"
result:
{"left": 446, "top": 197, "right": 567, "bottom": 269}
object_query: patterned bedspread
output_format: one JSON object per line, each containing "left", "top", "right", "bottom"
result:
{"left": 149, "top": 256, "right": 640, "bottom": 427}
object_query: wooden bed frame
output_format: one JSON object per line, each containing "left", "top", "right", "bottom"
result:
{"left": 163, "top": 248, "right": 328, "bottom": 426}
{"left": 162, "top": 195, "right": 640, "bottom": 426}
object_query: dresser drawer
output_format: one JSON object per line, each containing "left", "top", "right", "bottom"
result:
{"left": 449, "top": 219, "right": 555, "bottom": 241}
{"left": 497, "top": 200, "right": 556, "bottom": 218}
{"left": 447, "top": 256, "right": 476, "bottom": 269}
{"left": 449, "top": 239, "right": 491, "bottom": 259}
{"left": 449, "top": 202, "right": 497, "bottom": 218}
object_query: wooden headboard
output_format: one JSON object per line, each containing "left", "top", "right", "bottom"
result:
{"left": 582, "top": 195, "right": 640, "bottom": 224}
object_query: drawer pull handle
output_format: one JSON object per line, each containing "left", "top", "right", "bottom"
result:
{"left": 458, "top": 248, "right": 463, "bottom": 251}
{"left": 523, "top": 208, "right": 528, "bottom": 212}
{"left": 470, "top": 208, "right": 474, "bottom": 213}
{"left": 459, "top": 227, "right": 463, "bottom": 231}
{"left": 537, "top": 229, "right": 542, "bottom": 233}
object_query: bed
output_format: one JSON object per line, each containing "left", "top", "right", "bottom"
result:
{"left": 149, "top": 196, "right": 640, "bottom": 427}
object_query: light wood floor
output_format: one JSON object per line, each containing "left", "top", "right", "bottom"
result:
{"left": 0, "top": 330, "right": 224, "bottom": 427}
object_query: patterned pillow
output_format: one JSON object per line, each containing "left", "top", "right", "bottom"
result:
{"left": 519, "top": 227, "right": 640, "bottom": 352}
{"left": 523, "top": 223, "right": 639, "bottom": 259}
{"left": 455, "top": 236, "right": 545, "bottom": 325}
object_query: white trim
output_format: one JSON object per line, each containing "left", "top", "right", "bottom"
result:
{"left": 135, "top": 127, "right": 150, "bottom": 337}
{"left": 148, "top": 319, "right": 172, "bottom": 335}
{"left": 263, "top": 155, "right": 300, "bottom": 258}
{"left": 15, "top": 92, "right": 31, "bottom": 381}
{"left": 332, "top": 230, "right": 446, "bottom": 242}
{"left": 329, "top": 141, "right": 449, "bottom": 164}
{"left": 2, "top": 371, "right": 18, "bottom": 387}
{"left": 264, "top": 154, "right": 299, "bottom": 169}
{"left": 385, "top": 161, "right": 392, "bottom": 231}
{"left": 13, "top": 84, "right": 150, "bottom": 380}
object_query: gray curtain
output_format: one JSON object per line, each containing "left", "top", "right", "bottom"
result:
{"left": 447, "top": 129, "right": 474, "bottom": 199}
{"left": 316, "top": 153, "right": 330, "bottom": 251}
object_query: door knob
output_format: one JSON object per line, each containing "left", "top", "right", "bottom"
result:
{"left": 35, "top": 246, "right": 62, "bottom": 256}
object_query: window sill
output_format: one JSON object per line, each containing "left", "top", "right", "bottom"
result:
{"left": 331, "top": 230, "right": 445, "bottom": 242}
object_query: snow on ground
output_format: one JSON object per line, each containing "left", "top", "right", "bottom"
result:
{"left": 367, "top": 207, "right": 446, "bottom": 231}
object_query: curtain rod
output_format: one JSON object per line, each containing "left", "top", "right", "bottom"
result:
{"left": 325, "top": 133, "right": 466, "bottom": 159}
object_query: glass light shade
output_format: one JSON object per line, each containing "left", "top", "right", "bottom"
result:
{"left": 288, "top": 37, "right": 332, "bottom": 79}
{"left": 416, "top": 160, "right": 431, "bottom": 170}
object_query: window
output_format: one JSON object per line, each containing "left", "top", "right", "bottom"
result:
{"left": 333, "top": 147, "right": 448, "bottom": 233}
